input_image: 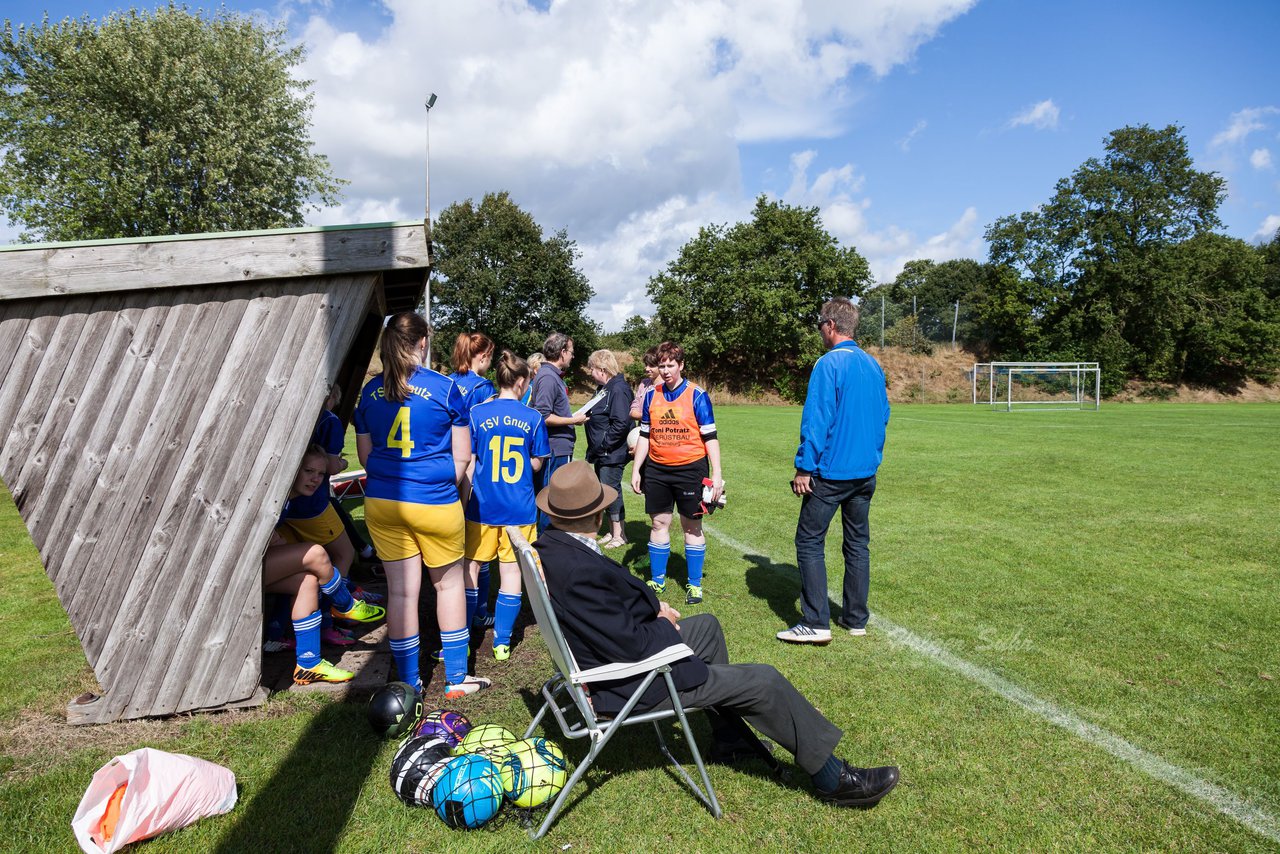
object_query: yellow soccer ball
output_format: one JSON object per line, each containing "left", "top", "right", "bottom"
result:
{"left": 506, "top": 737, "right": 569, "bottom": 808}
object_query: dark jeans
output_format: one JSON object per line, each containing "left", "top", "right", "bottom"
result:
{"left": 536, "top": 454, "right": 574, "bottom": 533}
{"left": 649, "top": 614, "right": 843, "bottom": 775}
{"left": 794, "top": 474, "right": 876, "bottom": 630}
{"left": 594, "top": 462, "right": 626, "bottom": 522}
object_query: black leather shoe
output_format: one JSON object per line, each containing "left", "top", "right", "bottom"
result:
{"left": 818, "top": 762, "right": 899, "bottom": 807}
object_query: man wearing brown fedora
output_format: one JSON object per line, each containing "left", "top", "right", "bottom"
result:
{"left": 533, "top": 460, "right": 899, "bottom": 807}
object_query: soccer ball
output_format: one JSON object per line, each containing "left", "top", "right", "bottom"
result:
{"left": 414, "top": 708, "right": 472, "bottom": 746}
{"left": 505, "top": 737, "right": 569, "bottom": 808}
{"left": 455, "top": 723, "right": 516, "bottom": 755}
{"left": 431, "top": 754, "right": 505, "bottom": 829}
{"left": 368, "top": 681, "right": 421, "bottom": 739}
{"left": 388, "top": 736, "right": 454, "bottom": 806}
{"left": 472, "top": 742, "right": 521, "bottom": 798}
{"left": 626, "top": 426, "right": 640, "bottom": 451}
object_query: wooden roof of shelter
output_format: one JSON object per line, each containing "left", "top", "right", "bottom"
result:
{"left": 0, "top": 221, "right": 429, "bottom": 724}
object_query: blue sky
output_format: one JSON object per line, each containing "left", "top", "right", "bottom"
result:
{"left": 3, "top": 0, "right": 1278, "bottom": 328}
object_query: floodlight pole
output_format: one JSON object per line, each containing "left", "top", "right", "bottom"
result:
{"left": 424, "top": 92, "right": 437, "bottom": 363}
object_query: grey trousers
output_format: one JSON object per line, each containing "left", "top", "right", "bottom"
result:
{"left": 649, "top": 613, "right": 844, "bottom": 775}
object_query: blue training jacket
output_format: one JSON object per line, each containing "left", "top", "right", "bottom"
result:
{"left": 794, "top": 341, "right": 890, "bottom": 480}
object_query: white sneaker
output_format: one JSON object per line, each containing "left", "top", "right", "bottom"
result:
{"left": 776, "top": 624, "right": 832, "bottom": 645}
{"left": 836, "top": 618, "right": 867, "bottom": 636}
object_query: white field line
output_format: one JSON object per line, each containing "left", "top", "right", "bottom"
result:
{"left": 703, "top": 524, "right": 1280, "bottom": 845}
{"left": 892, "top": 415, "right": 1277, "bottom": 431}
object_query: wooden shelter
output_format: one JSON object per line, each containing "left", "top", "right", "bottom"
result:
{"left": 0, "top": 222, "right": 429, "bottom": 724}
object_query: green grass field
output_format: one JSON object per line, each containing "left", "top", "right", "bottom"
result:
{"left": 1, "top": 403, "right": 1277, "bottom": 852}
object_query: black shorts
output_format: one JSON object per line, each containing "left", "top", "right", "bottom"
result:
{"left": 642, "top": 458, "right": 709, "bottom": 518}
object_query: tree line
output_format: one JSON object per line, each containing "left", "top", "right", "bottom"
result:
{"left": 3, "top": 10, "right": 1275, "bottom": 399}
{"left": 434, "top": 125, "right": 1279, "bottom": 400}
{"left": 626, "top": 125, "right": 1279, "bottom": 399}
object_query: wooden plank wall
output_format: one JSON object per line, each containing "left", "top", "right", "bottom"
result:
{"left": 0, "top": 223, "right": 427, "bottom": 301}
{"left": 0, "top": 274, "right": 376, "bottom": 723}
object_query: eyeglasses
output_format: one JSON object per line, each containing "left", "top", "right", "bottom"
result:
{"left": 816, "top": 317, "right": 831, "bottom": 330}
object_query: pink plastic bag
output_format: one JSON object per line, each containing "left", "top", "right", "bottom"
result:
{"left": 71, "top": 748, "right": 237, "bottom": 853}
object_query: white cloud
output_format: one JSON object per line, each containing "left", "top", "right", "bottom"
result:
{"left": 781, "top": 148, "right": 982, "bottom": 283}
{"left": 1254, "top": 214, "right": 1280, "bottom": 242}
{"left": 1210, "top": 106, "right": 1280, "bottom": 149}
{"left": 577, "top": 192, "right": 746, "bottom": 328}
{"left": 1250, "top": 148, "right": 1273, "bottom": 171}
{"left": 289, "top": 0, "right": 978, "bottom": 325}
{"left": 899, "top": 119, "right": 927, "bottom": 151}
{"left": 1008, "top": 99, "right": 1060, "bottom": 131}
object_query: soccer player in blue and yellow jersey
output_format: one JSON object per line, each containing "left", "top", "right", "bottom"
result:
{"left": 630, "top": 341, "right": 724, "bottom": 605}
{"left": 282, "top": 384, "right": 369, "bottom": 647}
{"left": 449, "top": 331, "right": 498, "bottom": 628}
{"left": 355, "top": 312, "right": 490, "bottom": 699}
{"left": 265, "top": 445, "right": 385, "bottom": 685}
{"left": 449, "top": 332, "right": 497, "bottom": 413}
{"left": 464, "top": 351, "right": 550, "bottom": 661}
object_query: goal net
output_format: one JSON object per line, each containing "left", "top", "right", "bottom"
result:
{"left": 972, "top": 362, "right": 1100, "bottom": 411}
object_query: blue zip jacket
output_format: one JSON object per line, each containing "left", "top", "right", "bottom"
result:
{"left": 794, "top": 341, "right": 889, "bottom": 479}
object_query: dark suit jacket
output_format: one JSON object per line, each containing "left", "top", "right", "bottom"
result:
{"left": 584, "top": 372, "right": 635, "bottom": 466}
{"left": 533, "top": 529, "right": 708, "bottom": 715}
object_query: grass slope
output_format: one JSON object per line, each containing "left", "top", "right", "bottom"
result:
{"left": 0, "top": 403, "right": 1276, "bottom": 851}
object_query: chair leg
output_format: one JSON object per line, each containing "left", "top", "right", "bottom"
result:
{"left": 524, "top": 697, "right": 551, "bottom": 740}
{"left": 531, "top": 736, "right": 601, "bottom": 840}
{"left": 531, "top": 712, "right": 637, "bottom": 840}
{"left": 655, "top": 675, "right": 722, "bottom": 819}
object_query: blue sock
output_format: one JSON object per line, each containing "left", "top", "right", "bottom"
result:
{"left": 321, "top": 570, "right": 355, "bottom": 613}
{"left": 476, "top": 564, "right": 491, "bottom": 620}
{"left": 389, "top": 634, "right": 421, "bottom": 691}
{"left": 293, "top": 609, "right": 323, "bottom": 668}
{"left": 465, "top": 588, "right": 480, "bottom": 627}
{"left": 648, "top": 541, "right": 670, "bottom": 584}
{"left": 493, "top": 590, "right": 522, "bottom": 647}
{"left": 685, "top": 543, "right": 706, "bottom": 587}
{"left": 441, "top": 626, "right": 470, "bottom": 686}
{"left": 319, "top": 593, "right": 333, "bottom": 630}
{"left": 812, "top": 754, "right": 844, "bottom": 792}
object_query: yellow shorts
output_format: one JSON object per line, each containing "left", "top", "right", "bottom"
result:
{"left": 464, "top": 521, "right": 537, "bottom": 564}
{"left": 281, "top": 504, "right": 345, "bottom": 546}
{"left": 364, "top": 497, "right": 465, "bottom": 567}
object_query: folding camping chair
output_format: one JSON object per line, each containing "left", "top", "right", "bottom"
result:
{"left": 506, "top": 527, "right": 721, "bottom": 840}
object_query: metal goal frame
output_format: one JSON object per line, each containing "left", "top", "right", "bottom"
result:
{"left": 972, "top": 362, "right": 1100, "bottom": 411}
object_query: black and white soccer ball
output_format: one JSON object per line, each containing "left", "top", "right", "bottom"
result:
{"left": 389, "top": 735, "right": 454, "bottom": 806}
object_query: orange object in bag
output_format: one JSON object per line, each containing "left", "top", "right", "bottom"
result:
{"left": 71, "top": 748, "right": 236, "bottom": 853}
{"left": 92, "top": 783, "right": 128, "bottom": 846}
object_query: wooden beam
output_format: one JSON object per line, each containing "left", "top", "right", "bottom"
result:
{"left": 0, "top": 222, "right": 428, "bottom": 301}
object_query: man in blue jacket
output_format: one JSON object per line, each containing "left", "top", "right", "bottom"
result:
{"left": 778, "top": 298, "right": 889, "bottom": 645}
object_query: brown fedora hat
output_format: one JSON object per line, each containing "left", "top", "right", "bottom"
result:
{"left": 535, "top": 460, "right": 618, "bottom": 520}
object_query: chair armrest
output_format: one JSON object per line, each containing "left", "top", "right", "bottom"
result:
{"left": 572, "top": 644, "right": 695, "bottom": 683}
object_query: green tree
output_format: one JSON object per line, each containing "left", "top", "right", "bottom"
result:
{"left": 647, "top": 195, "right": 872, "bottom": 399}
{"left": 0, "top": 6, "right": 342, "bottom": 241}
{"left": 1159, "top": 233, "right": 1280, "bottom": 388}
{"left": 985, "top": 124, "right": 1228, "bottom": 393}
{"left": 888, "top": 257, "right": 987, "bottom": 343}
{"left": 430, "top": 191, "right": 598, "bottom": 369}
{"left": 1260, "top": 228, "right": 1280, "bottom": 303}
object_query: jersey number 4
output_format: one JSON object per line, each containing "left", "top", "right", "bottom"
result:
{"left": 487, "top": 435, "right": 525, "bottom": 483}
{"left": 388, "top": 407, "right": 414, "bottom": 457}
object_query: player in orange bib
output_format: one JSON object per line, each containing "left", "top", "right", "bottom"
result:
{"left": 630, "top": 341, "right": 724, "bottom": 604}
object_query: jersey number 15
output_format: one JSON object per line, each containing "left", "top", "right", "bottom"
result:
{"left": 487, "top": 435, "right": 525, "bottom": 483}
